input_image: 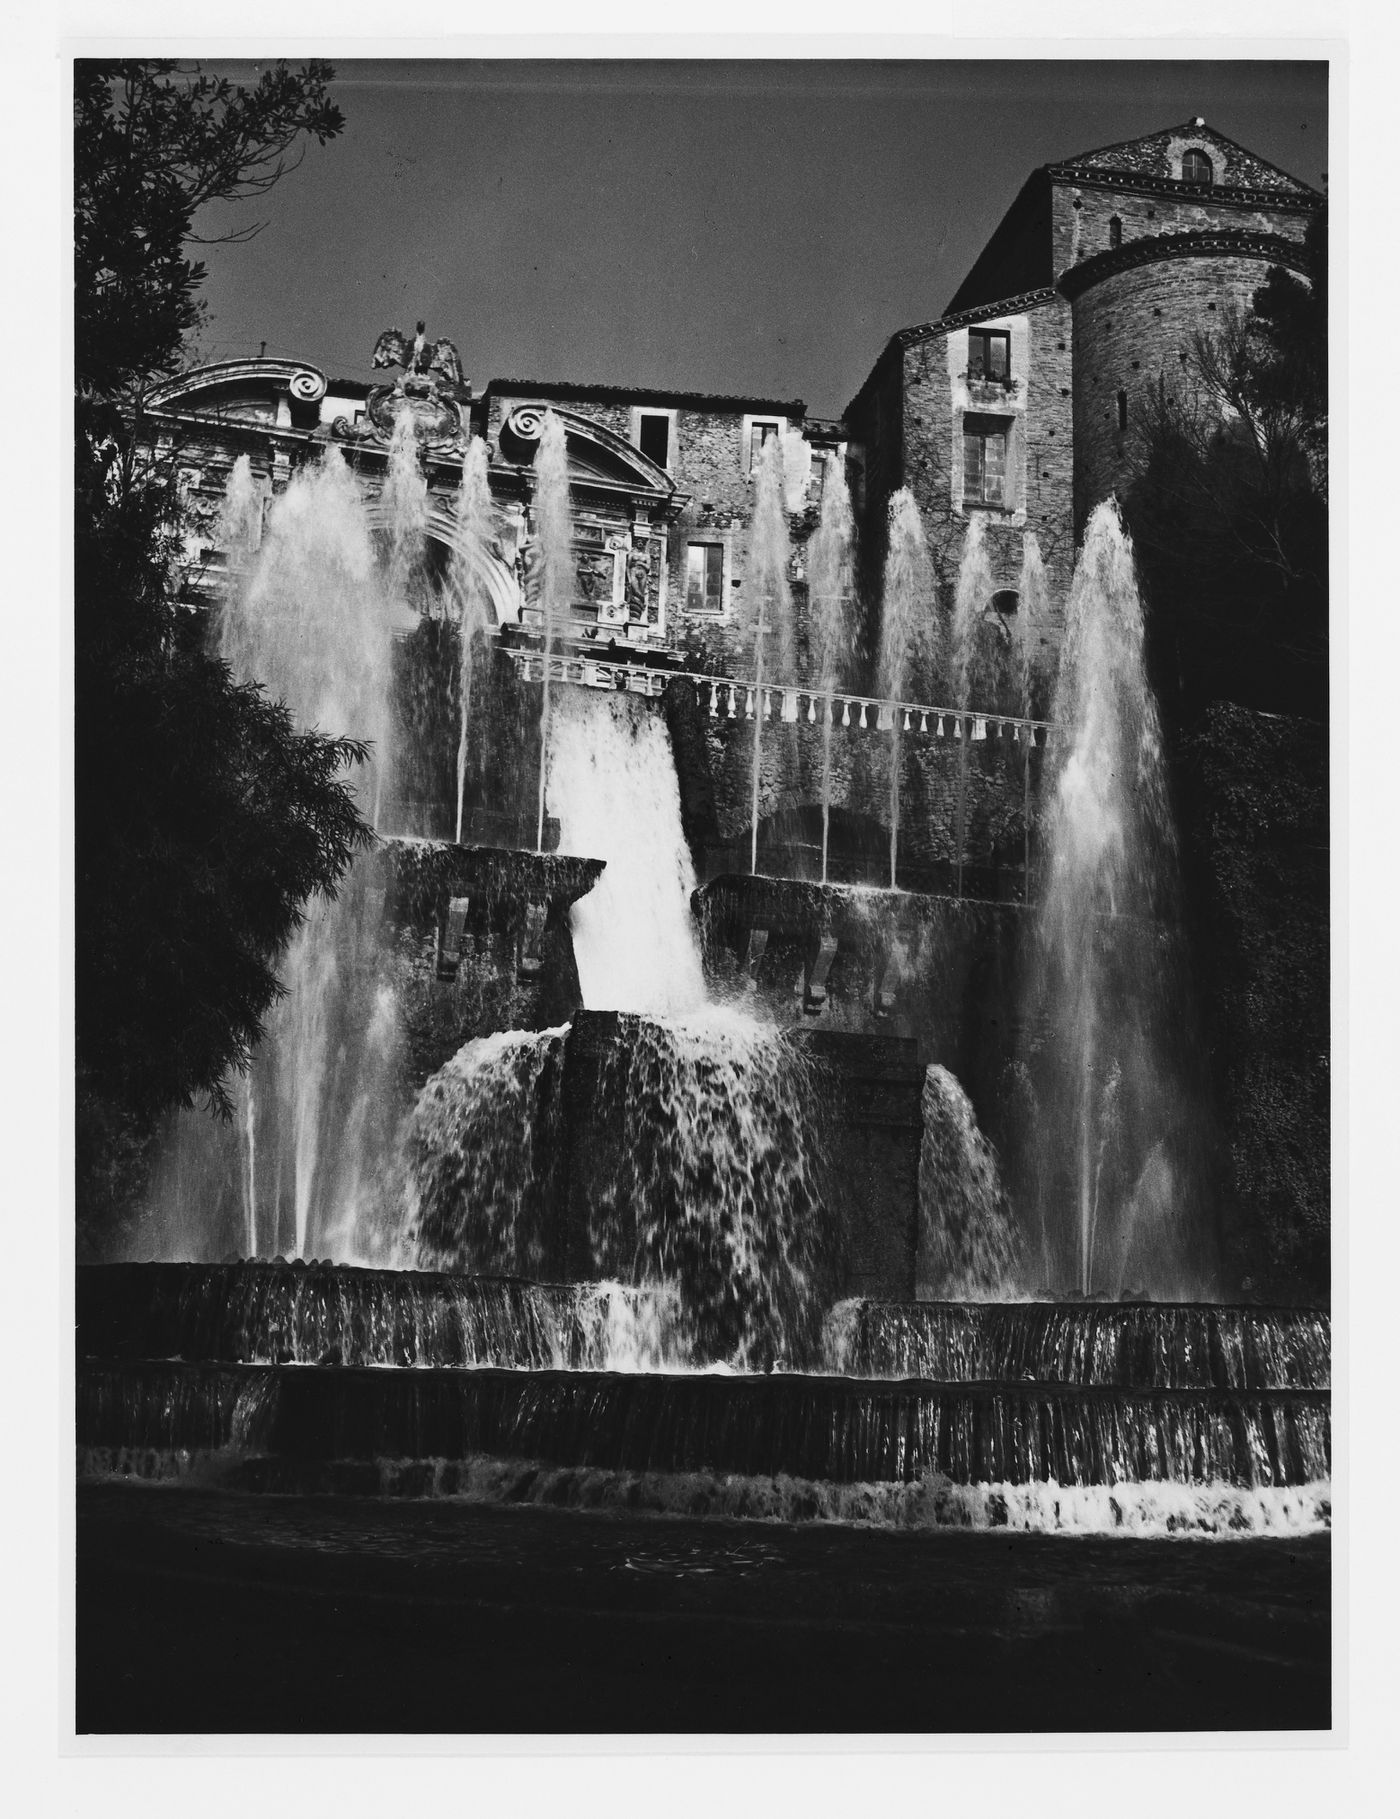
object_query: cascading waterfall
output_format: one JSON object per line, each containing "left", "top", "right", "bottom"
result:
{"left": 405, "top": 1026, "right": 569, "bottom": 1278}
{"left": 1027, "top": 500, "right": 1202, "bottom": 1298}
{"left": 745, "top": 438, "right": 796, "bottom": 875}
{"left": 402, "top": 675, "right": 838, "bottom": 1366}
{"left": 878, "top": 489, "right": 938, "bottom": 890}
{"left": 916, "top": 1066, "right": 1023, "bottom": 1299}
{"left": 805, "top": 462, "right": 856, "bottom": 884}
{"left": 452, "top": 436, "right": 494, "bottom": 845}
{"left": 532, "top": 412, "right": 572, "bottom": 852}
{"left": 581, "top": 1011, "right": 836, "bottom": 1367}
{"left": 84, "top": 398, "right": 1329, "bottom": 1545}
{"left": 547, "top": 689, "right": 707, "bottom": 1016}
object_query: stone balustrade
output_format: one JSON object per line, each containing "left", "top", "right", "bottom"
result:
{"left": 504, "top": 646, "right": 1055, "bottom": 745}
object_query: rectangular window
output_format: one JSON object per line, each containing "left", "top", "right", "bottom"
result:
{"left": 638, "top": 411, "right": 670, "bottom": 467}
{"left": 685, "top": 542, "right": 725, "bottom": 614}
{"left": 967, "top": 328, "right": 1011, "bottom": 382}
{"left": 749, "top": 420, "right": 780, "bottom": 467}
{"left": 963, "top": 419, "right": 1009, "bottom": 507}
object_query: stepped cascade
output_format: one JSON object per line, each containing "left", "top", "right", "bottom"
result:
{"left": 86, "top": 424, "right": 1329, "bottom": 1543}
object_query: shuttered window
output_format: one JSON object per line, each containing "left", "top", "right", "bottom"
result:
{"left": 963, "top": 420, "right": 1008, "bottom": 507}
{"left": 685, "top": 542, "right": 725, "bottom": 613}
{"left": 638, "top": 412, "right": 670, "bottom": 466}
{"left": 749, "top": 421, "right": 781, "bottom": 468}
{"left": 967, "top": 328, "right": 1011, "bottom": 381}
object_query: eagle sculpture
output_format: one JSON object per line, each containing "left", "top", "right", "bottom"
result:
{"left": 371, "top": 321, "right": 466, "bottom": 393}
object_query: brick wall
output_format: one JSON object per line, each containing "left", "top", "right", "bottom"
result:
{"left": 1070, "top": 249, "right": 1290, "bottom": 524}
{"left": 899, "top": 295, "right": 1075, "bottom": 702}
{"left": 1051, "top": 181, "right": 1311, "bottom": 280}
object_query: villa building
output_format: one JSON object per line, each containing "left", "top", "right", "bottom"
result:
{"left": 151, "top": 115, "right": 1321, "bottom": 710}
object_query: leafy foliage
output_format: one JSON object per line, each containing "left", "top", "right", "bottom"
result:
{"left": 75, "top": 61, "right": 343, "bottom": 401}
{"left": 1121, "top": 213, "right": 1327, "bottom": 724}
{"left": 75, "top": 62, "right": 364, "bottom": 1167}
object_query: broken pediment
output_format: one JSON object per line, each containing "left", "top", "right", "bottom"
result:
{"left": 497, "top": 403, "right": 678, "bottom": 501}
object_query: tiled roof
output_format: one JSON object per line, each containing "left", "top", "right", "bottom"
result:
{"left": 484, "top": 378, "right": 805, "bottom": 416}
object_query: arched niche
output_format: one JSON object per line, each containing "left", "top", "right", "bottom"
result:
{"left": 361, "top": 498, "right": 523, "bottom": 628}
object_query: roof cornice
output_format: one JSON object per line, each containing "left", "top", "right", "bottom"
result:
{"left": 842, "top": 286, "right": 1061, "bottom": 423}
{"left": 1044, "top": 162, "right": 1323, "bottom": 211}
{"left": 484, "top": 377, "right": 805, "bottom": 417}
{"left": 1057, "top": 228, "right": 1313, "bottom": 300}
{"left": 895, "top": 286, "right": 1061, "bottom": 349}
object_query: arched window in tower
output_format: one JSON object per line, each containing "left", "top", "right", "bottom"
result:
{"left": 1109, "top": 215, "right": 1123, "bottom": 249}
{"left": 1182, "top": 148, "right": 1213, "bottom": 185}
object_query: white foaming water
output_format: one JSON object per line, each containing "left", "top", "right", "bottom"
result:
{"left": 82, "top": 1449, "right": 1331, "bottom": 1538}
{"left": 548, "top": 688, "right": 708, "bottom": 1016}
{"left": 1031, "top": 501, "right": 1192, "bottom": 1296}
{"left": 451, "top": 436, "right": 495, "bottom": 843}
{"left": 917, "top": 1066, "right": 1023, "bottom": 1299}
{"left": 585, "top": 1006, "right": 834, "bottom": 1368}
{"left": 405, "top": 1025, "right": 570, "bottom": 1277}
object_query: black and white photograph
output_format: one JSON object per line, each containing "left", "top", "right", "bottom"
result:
{"left": 43, "top": 24, "right": 1373, "bottom": 1784}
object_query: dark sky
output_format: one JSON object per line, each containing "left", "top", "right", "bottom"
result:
{"left": 191, "top": 58, "right": 1328, "bottom": 419}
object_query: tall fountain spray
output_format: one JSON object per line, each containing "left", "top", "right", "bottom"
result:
{"left": 950, "top": 511, "right": 999, "bottom": 712}
{"left": 532, "top": 412, "right": 573, "bottom": 853}
{"left": 1031, "top": 501, "right": 1191, "bottom": 1297}
{"left": 878, "top": 489, "right": 937, "bottom": 890}
{"left": 383, "top": 410, "right": 429, "bottom": 615}
{"left": 216, "top": 453, "right": 263, "bottom": 559}
{"left": 805, "top": 461, "right": 856, "bottom": 883}
{"left": 746, "top": 438, "right": 795, "bottom": 876}
{"left": 218, "top": 448, "right": 404, "bottom": 1261}
{"left": 1017, "top": 530, "right": 1051, "bottom": 721}
{"left": 452, "top": 436, "right": 494, "bottom": 845}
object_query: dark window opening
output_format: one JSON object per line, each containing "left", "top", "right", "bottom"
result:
{"left": 963, "top": 416, "right": 1010, "bottom": 507}
{"left": 749, "top": 421, "right": 780, "bottom": 467}
{"left": 1109, "top": 215, "right": 1123, "bottom": 249}
{"left": 685, "top": 542, "right": 725, "bottom": 614}
{"left": 1182, "top": 149, "right": 1213, "bottom": 185}
{"left": 1117, "top": 390, "right": 1129, "bottom": 432}
{"left": 968, "top": 328, "right": 1011, "bottom": 382}
{"left": 638, "top": 412, "right": 670, "bottom": 466}
{"left": 991, "top": 588, "right": 1019, "bottom": 616}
